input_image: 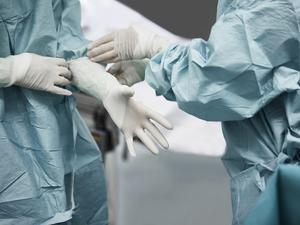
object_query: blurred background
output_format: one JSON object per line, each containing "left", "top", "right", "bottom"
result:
{"left": 76, "top": 0, "right": 232, "bottom": 224}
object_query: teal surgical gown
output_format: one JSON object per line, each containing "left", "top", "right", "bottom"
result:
{"left": 244, "top": 165, "right": 300, "bottom": 225}
{"left": 145, "top": 0, "right": 300, "bottom": 224}
{"left": 0, "top": 0, "right": 107, "bottom": 225}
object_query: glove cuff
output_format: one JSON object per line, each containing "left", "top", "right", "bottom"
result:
{"left": 131, "top": 25, "right": 170, "bottom": 59}
{"left": 93, "top": 71, "right": 120, "bottom": 101}
{"left": 10, "top": 53, "right": 32, "bottom": 86}
{"left": 149, "top": 35, "right": 170, "bottom": 58}
{"left": 0, "top": 57, "right": 14, "bottom": 87}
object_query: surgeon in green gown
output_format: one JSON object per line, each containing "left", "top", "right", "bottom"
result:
{"left": 0, "top": 0, "right": 107, "bottom": 224}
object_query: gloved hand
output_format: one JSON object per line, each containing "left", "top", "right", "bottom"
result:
{"left": 108, "top": 59, "right": 150, "bottom": 86}
{"left": 87, "top": 25, "right": 170, "bottom": 63}
{"left": 1, "top": 53, "right": 72, "bottom": 95}
{"left": 69, "top": 58, "right": 173, "bottom": 156}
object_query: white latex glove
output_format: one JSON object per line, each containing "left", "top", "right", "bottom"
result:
{"left": 69, "top": 58, "right": 173, "bottom": 156}
{"left": 87, "top": 25, "right": 170, "bottom": 63}
{"left": 0, "top": 53, "right": 72, "bottom": 95}
{"left": 108, "top": 59, "right": 150, "bottom": 86}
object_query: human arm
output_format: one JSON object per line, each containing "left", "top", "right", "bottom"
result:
{"left": 145, "top": 0, "right": 300, "bottom": 121}
{"left": 107, "top": 59, "right": 150, "bottom": 86}
{"left": 0, "top": 53, "right": 72, "bottom": 95}
{"left": 87, "top": 25, "right": 170, "bottom": 63}
{"left": 86, "top": 1, "right": 300, "bottom": 121}
{"left": 69, "top": 58, "right": 173, "bottom": 156}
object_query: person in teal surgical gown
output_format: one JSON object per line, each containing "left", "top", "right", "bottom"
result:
{"left": 145, "top": 1, "right": 300, "bottom": 224}
{"left": 244, "top": 165, "right": 300, "bottom": 225}
{"left": 87, "top": 0, "right": 300, "bottom": 224}
{"left": 0, "top": 0, "right": 107, "bottom": 224}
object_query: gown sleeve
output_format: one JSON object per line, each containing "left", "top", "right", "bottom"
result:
{"left": 55, "top": 0, "right": 90, "bottom": 60}
{"left": 145, "top": 0, "right": 300, "bottom": 121}
{"left": 0, "top": 57, "right": 13, "bottom": 88}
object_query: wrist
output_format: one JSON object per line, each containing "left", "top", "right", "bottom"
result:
{"left": 149, "top": 35, "right": 170, "bottom": 58}
{"left": 10, "top": 53, "right": 32, "bottom": 85}
{"left": 97, "top": 72, "right": 120, "bottom": 101}
{"left": 84, "top": 69, "right": 121, "bottom": 102}
{"left": 0, "top": 57, "right": 14, "bottom": 87}
{"left": 69, "top": 58, "right": 120, "bottom": 101}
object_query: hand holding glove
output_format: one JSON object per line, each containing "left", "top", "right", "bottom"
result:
{"left": 0, "top": 53, "right": 72, "bottom": 95}
{"left": 87, "top": 25, "right": 170, "bottom": 63}
{"left": 108, "top": 59, "right": 150, "bottom": 86}
{"left": 69, "top": 58, "right": 173, "bottom": 156}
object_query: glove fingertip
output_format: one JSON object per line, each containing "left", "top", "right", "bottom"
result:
{"left": 125, "top": 134, "right": 136, "bottom": 156}
{"left": 130, "top": 151, "right": 137, "bottom": 157}
{"left": 152, "top": 149, "right": 159, "bottom": 155}
{"left": 62, "top": 90, "right": 72, "bottom": 96}
{"left": 162, "top": 141, "right": 169, "bottom": 149}
{"left": 149, "top": 145, "right": 159, "bottom": 155}
{"left": 127, "top": 143, "right": 136, "bottom": 157}
{"left": 165, "top": 121, "right": 174, "bottom": 130}
{"left": 107, "top": 66, "right": 119, "bottom": 74}
{"left": 160, "top": 119, "right": 173, "bottom": 130}
{"left": 52, "top": 88, "right": 72, "bottom": 96}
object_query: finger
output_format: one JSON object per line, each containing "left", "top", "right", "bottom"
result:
{"left": 145, "top": 106, "right": 173, "bottom": 129}
{"left": 107, "top": 56, "right": 122, "bottom": 63}
{"left": 58, "top": 66, "right": 72, "bottom": 80}
{"left": 54, "top": 76, "right": 71, "bottom": 86}
{"left": 90, "top": 50, "right": 118, "bottom": 63}
{"left": 88, "top": 33, "right": 114, "bottom": 50}
{"left": 101, "top": 57, "right": 120, "bottom": 65}
{"left": 120, "top": 86, "right": 135, "bottom": 97}
{"left": 107, "top": 63, "right": 122, "bottom": 75}
{"left": 144, "top": 121, "right": 169, "bottom": 149}
{"left": 100, "top": 56, "right": 122, "bottom": 64}
{"left": 116, "top": 75, "right": 129, "bottom": 86}
{"left": 87, "top": 42, "right": 114, "bottom": 58}
{"left": 48, "top": 86, "right": 72, "bottom": 96}
{"left": 136, "top": 129, "right": 159, "bottom": 155}
{"left": 112, "top": 72, "right": 130, "bottom": 86}
{"left": 124, "top": 132, "right": 136, "bottom": 157}
{"left": 51, "top": 58, "right": 68, "bottom": 67}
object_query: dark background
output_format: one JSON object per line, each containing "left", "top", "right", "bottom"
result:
{"left": 117, "top": 0, "right": 218, "bottom": 39}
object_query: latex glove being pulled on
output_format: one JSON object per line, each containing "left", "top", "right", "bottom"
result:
{"left": 69, "top": 58, "right": 173, "bottom": 156}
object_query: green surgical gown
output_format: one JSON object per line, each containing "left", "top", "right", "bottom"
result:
{"left": 145, "top": 0, "right": 300, "bottom": 224}
{"left": 0, "top": 0, "right": 107, "bottom": 224}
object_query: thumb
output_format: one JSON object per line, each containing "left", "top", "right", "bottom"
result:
{"left": 108, "top": 62, "right": 122, "bottom": 74}
{"left": 120, "top": 85, "right": 135, "bottom": 97}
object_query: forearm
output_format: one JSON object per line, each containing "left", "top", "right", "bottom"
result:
{"left": 146, "top": 0, "right": 300, "bottom": 121}
{"left": 69, "top": 58, "right": 119, "bottom": 101}
{"left": 0, "top": 55, "right": 31, "bottom": 88}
